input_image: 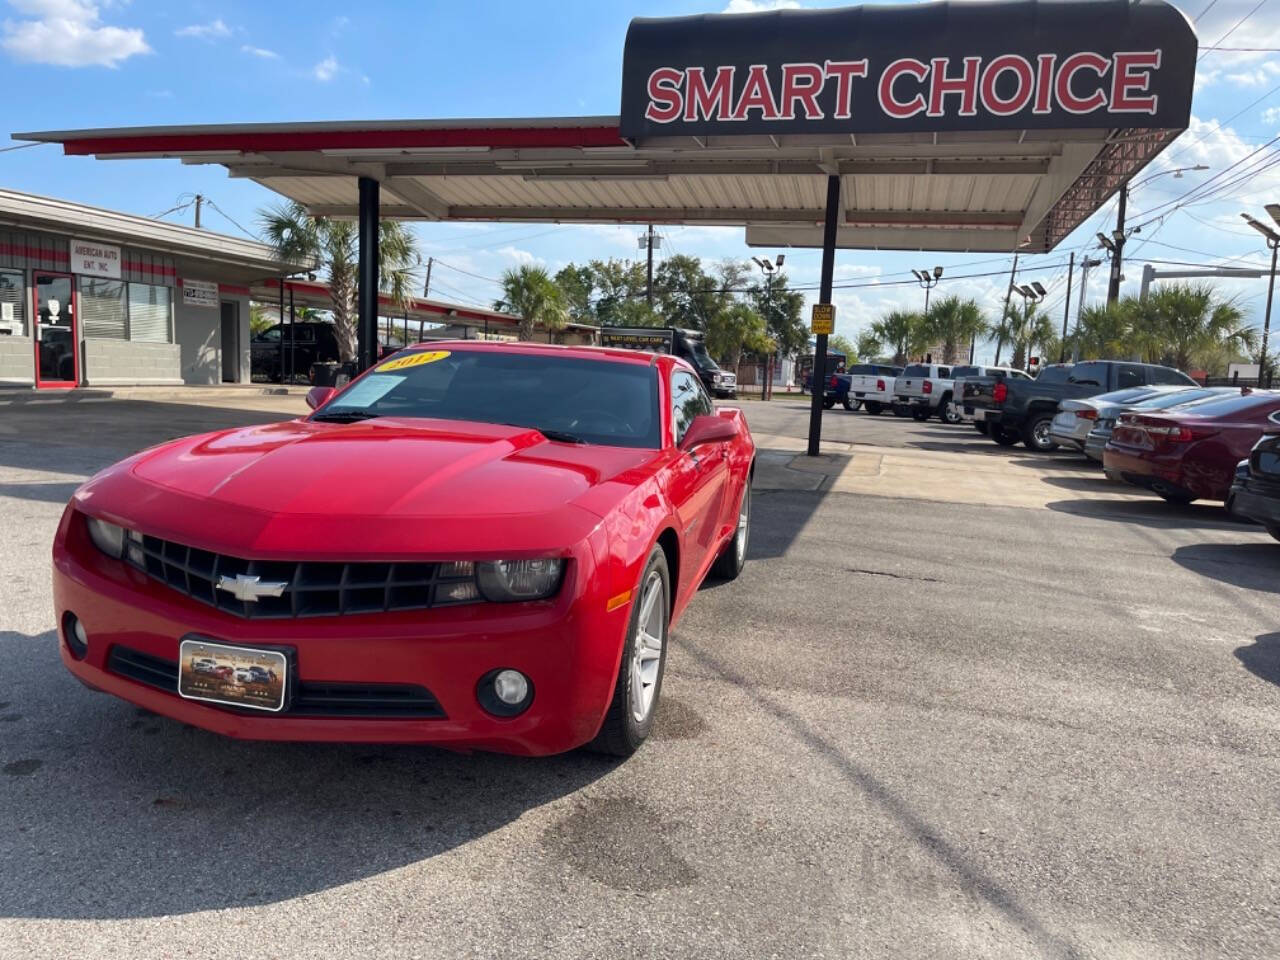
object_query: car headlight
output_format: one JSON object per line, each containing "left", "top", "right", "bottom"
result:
{"left": 86, "top": 516, "right": 125, "bottom": 558}
{"left": 476, "top": 558, "right": 563, "bottom": 602}
{"left": 712, "top": 373, "right": 723, "bottom": 383}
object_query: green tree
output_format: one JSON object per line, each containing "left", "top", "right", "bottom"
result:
{"left": 654, "top": 254, "right": 723, "bottom": 330}
{"left": 921, "top": 296, "right": 986, "bottom": 365}
{"left": 1009, "top": 302, "right": 1056, "bottom": 371}
{"left": 828, "top": 334, "right": 857, "bottom": 359}
{"left": 1071, "top": 303, "right": 1131, "bottom": 361}
{"left": 751, "top": 272, "right": 807, "bottom": 357}
{"left": 588, "top": 258, "right": 648, "bottom": 326}
{"left": 553, "top": 264, "right": 596, "bottom": 325}
{"left": 870, "top": 310, "right": 924, "bottom": 365}
{"left": 493, "top": 265, "right": 569, "bottom": 341}
{"left": 706, "top": 302, "right": 771, "bottom": 370}
{"left": 258, "top": 201, "right": 418, "bottom": 363}
{"left": 854, "top": 329, "right": 883, "bottom": 361}
{"left": 1127, "top": 283, "right": 1255, "bottom": 371}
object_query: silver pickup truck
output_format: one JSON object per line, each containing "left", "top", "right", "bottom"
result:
{"left": 893, "top": 363, "right": 956, "bottom": 422}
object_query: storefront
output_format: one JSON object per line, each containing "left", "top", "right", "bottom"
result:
{"left": 0, "top": 190, "right": 301, "bottom": 389}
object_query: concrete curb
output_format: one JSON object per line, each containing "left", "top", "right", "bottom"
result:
{"left": 0, "top": 384, "right": 310, "bottom": 405}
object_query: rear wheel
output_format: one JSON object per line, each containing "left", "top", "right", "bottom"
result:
{"left": 911, "top": 409, "right": 930, "bottom": 422}
{"left": 591, "top": 546, "right": 670, "bottom": 757}
{"left": 939, "top": 396, "right": 962, "bottom": 424}
{"left": 842, "top": 397, "right": 861, "bottom": 411}
{"left": 991, "top": 424, "right": 1020, "bottom": 446}
{"left": 1021, "top": 412, "right": 1059, "bottom": 452}
{"left": 1156, "top": 488, "right": 1196, "bottom": 506}
{"left": 822, "top": 397, "right": 836, "bottom": 409}
{"left": 864, "top": 401, "right": 883, "bottom": 415}
{"left": 974, "top": 421, "right": 989, "bottom": 435}
{"left": 711, "top": 482, "right": 750, "bottom": 580}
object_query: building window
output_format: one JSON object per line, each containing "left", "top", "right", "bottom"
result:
{"left": 0, "top": 269, "right": 25, "bottom": 337}
{"left": 127, "top": 282, "right": 173, "bottom": 343}
{"left": 79, "top": 277, "right": 127, "bottom": 340}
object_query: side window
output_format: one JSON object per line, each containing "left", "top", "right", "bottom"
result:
{"left": 1154, "top": 366, "right": 1194, "bottom": 385}
{"left": 670, "top": 371, "right": 711, "bottom": 444}
{"left": 938, "top": 367, "right": 951, "bottom": 379}
{"left": 1068, "top": 361, "right": 1107, "bottom": 386}
{"left": 1117, "top": 364, "right": 1145, "bottom": 389}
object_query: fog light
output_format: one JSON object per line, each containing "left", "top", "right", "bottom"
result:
{"left": 477, "top": 668, "right": 534, "bottom": 717}
{"left": 63, "top": 612, "right": 88, "bottom": 660}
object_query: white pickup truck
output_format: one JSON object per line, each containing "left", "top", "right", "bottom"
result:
{"left": 840, "top": 363, "right": 903, "bottom": 415}
{"left": 947, "top": 364, "right": 1032, "bottom": 430}
{"left": 893, "top": 363, "right": 958, "bottom": 422}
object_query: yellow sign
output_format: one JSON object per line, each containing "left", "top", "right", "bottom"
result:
{"left": 811, "top": 303, "right": 836, "bottom": 335}
{"left": 377, "top": 350, "right": 451, "bottom": 372}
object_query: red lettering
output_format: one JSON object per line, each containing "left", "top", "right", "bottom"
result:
{"left": 780, "top": 62, "right": 825, "bottom": 120}
{"left": 732, "top": 64, "right": 781, "bottom": 121}
{"left": 684, "top": 66, "right": 735, "bottom": 122}
{"left": 980, "top": 55, "right": 1034, "bottom": 116}
{"left": 1055, "top": 52, "right": 1109, "bottom": 114}
{"left": 879, "top": 59, "right": 928, "bottom": 119}
{"left": 824, "top": 60, "right": 868, "bottom": 119}
{"left": 928, "top": 56, "right": 981, "bottom": 117}
{"left": 1034, "top": 54, "right": 1056, "bottom": 114}
{"left": 1111, "top": 51, "right": 1160, "bottom": 113}
{"left": 645, "top": 67, "right": 683, "bottom": 123}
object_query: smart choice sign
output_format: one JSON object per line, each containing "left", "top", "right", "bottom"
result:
{"left": 619, "top": 0, "right": 1195, "bottom": 139}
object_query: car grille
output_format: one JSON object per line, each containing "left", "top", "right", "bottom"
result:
{"left": 124, "top": 533, "right": 479, "bottom": 619}
{"left": 107, "top": 646, "right": 447, "bottom": 718}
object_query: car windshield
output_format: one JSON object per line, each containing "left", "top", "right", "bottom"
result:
{"left": 1171, "top": 392, "right": 1280, "bottom": 418}
{"left": 315, "top": 348, "right": 661, "bottom": 448}
{"left": 1128, "top": 388, "right": 1226, "bottom": 411}
{"left": 1035, "top": 365, "right": 1071, "bottom": 384}
{"left": 951, "top": 366, "right": 980, "bottom": 378}
{"left": 686, "top": 338, "right": 719, "bottom": 372}
{"left": 1092, "top": 387, "right": 1162, "bottom": 405}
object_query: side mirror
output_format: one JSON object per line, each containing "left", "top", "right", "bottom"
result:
{"left": 680, "top": 413, "right": 737, "bottom": 450}
{"left": 305, "top": 385, "right": 336, "bottom": 410}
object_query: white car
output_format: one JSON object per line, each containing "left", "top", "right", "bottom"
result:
{"left": 948, "top": 365, "right": 1032, "bottom": 428}
{"left": 844, "top": 363, "right": 903, "bottom": 415}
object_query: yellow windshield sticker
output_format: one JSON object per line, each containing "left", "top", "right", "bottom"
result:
{"left": 378, "top": 350, "right": 451, "bottom": 372}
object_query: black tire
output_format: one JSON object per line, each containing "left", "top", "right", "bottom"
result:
{"left": 1021, "top": 412, "right": 1059, "bottom": 452}
{"left": 842, "top": 397, "right": 861, "bottom": 411}
{"left": 711, "top": 481, "right": 750, "bottom": 580}
{"left": 991, "top": 424, "right": 1020, "bottom": 446}
{"left": 590, "top": 545, "right": 670, "bottom": 757}
{"left": 974, "top": 421, "right": 990, "bottom": 435}
{"left": 938, "top": 395, "right": 962, "bottom": 424}
{"left": 864, "top": 401, "right": 883, "bottom": 415}
{"left": 1156, "top": 489, "right": 1196, "bottom": 506}
{"left": 823, "top": 397, "right": 836, "bottom": 409}
{"left": 911, "top": 409, "right": 930, "bottom": 422}
{"left": 1266, "top": 524, "right": 1280, "bottom": 543}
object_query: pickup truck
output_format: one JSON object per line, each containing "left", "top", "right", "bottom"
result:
{"left": 828, "top": 363, "right": 903, "bottom": 413}
{"left": 600, "top": 326, "right": 736, "bottom": 397}
{"left": 963, "top": 359, "right": 1197, "bottom": 452}
{"left": 893, "top": 363, "right": 958, "bottom": 422}
{"left": 947, "top": 365, "right": 1031, "bottom": 431}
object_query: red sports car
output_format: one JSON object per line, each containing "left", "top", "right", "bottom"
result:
{"left": 1102, "top": 389, "right": 1280, "bottom": 504}
{"left": 52, "top": 342, "right": 755, "bottom": 756}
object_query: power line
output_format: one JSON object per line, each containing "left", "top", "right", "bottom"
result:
{"left": 1197, "top": 0, "right": 1265, "bottom": 64}
{"left": 203, "top": 198, "right": 260, "bottom": 241}
{"left": 431, "top": 259, "right": 505, "bottom": 286}
{"left": 1193, "top": 0, "right": 1219, "bottom": 23}
{"left": 1166, "top": 83, "right": 1280, "bottom": 166}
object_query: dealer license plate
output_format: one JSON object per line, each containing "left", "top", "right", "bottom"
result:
{"left": 178, "top": 639, "right": 288, "bottom": 712}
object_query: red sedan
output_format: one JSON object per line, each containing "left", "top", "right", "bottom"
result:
{"left": 52, "top": 342, "right": 755, "bottom": 756}
{"left": 1102, "top": 389, "right": 1280, "bottom": 504}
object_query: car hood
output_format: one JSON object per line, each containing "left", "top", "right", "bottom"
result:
{"left": 75, "top": 418, "right": 659, "bottom": 558}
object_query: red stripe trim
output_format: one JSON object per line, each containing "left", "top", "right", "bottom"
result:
{"left": 60, "top": 125, "right": 627, "bottom": 157}
{"left": 217, "top": 284, "right": 250, "bottom": 296}
{"left": 263, "top": 278, "right": 518, "bottom": 325}
{"left": 123, "top": 259, "right": 176, "bottom": 278}
{"left": 0, "top": 242, "right": 68, "bottom": 262}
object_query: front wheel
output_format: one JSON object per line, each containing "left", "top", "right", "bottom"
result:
{"left": 991, "top": 424, "right": 1020, "bottom": 446}
{"left": 842, "top": 397, "right": 861, "bottom": 411}
{"left": 939, "top": 400, "right": 962, "bottom": 425}
{"left": 974, "top": 421, "right": 990, "bottom": 435}
{"left": 864, "top": 401, "right": 883, "bottom": 415}
{"left": 712, "top": 482, "right": 750, "bottom": 580}
{"left": 591, "top": 546, "right": 670, "bottom": 757}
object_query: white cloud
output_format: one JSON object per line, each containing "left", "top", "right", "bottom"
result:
{"left": 312, "top": 55, "right": 337, "bottom": 81}
{"left": 1264, "top": 106, "right": 1280, "bottom": 125}
{"left": 240, "top": 44, "right": 277, "bottom": 59}
{"left": 175, "top": 19, "right": 230, "bottom": 40}
{"left": 496, "top": 246, "right": 539, "bottom": 266}
{"left": 1, "top": 0, "right": 149, "bottom": 67}
{"left": 722, "top": 0, "right": 800, "bottom": 12}
{"left": 1225, "top": 61, "right": 1280, "bottom": 87}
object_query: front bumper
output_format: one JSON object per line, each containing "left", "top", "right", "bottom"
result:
{"left": 1231, "top": 480, "right": 1280, "bottom": 528}
{"left": 52, "top": 515, "right": 627, "bottom": 756}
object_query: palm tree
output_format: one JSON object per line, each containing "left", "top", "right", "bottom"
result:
{"left": 921, "top": 296, "right": 986, "bottom": 364}
{"left": 1072, "top": 303, "right": 1131, "bottom": 361}
{"left": 987, "top": 303, "right": 1019, "bottom": 366}
{"left": 1010, "top": 304, "right": 1056, "bottom": 370}
{"left": 258, "top": 201, "right": 419, "bottom": 363}
{"left": 869, "top": 310, "right": 923, "bottom": 365}
{"left": 493, "top": 266, "right": 569, "bottom": 341}
{"left": 1127, "top": 283, "right": 1256, "bottom": 371}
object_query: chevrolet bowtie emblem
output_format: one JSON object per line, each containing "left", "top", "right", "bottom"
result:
{"left": 216, "top": 573, "right": 289, "bottom": 603}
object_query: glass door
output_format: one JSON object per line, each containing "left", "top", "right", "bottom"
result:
{"left": 33, "top": 272, "right": 77, "bottom": 388}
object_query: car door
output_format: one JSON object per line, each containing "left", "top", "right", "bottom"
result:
{"left": 664, "top": 370, "right": 730, "bottom": 593}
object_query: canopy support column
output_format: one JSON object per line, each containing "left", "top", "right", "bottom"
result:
{"left": 357, "top": 176, "right": 379, "bottom": 371}
{"left": 807, "top": 174, "right": 840, "bottom": 457}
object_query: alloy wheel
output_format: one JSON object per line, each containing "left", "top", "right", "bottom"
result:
{"left": 630, "top": 570, "right": 665, "bottom": 723}
{"left": 735, "top": 485, "right": 750, "bottom": 565}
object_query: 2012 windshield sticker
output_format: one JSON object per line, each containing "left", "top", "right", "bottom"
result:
{"left": 378, "top": 350, "right": 451, "bottom": 372}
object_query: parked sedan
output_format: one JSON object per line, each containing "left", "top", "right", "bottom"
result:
{"left": 1103, "top": 390, "right": 1280, "bottom": 504}
{"left": 1084, "top": 387, "right": 1233, "bottom": 461}
{"left": 1228, "top": 425, "right": 1280, "bottom": 541}
{"left": 1049, "top": 386, "right": 1173, "bottom": 452}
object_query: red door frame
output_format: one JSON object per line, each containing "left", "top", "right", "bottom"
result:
{"left": 32, "top": 271, "right": 79, "bottom": 390}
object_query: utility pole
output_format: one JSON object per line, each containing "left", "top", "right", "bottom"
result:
{"left": 194, "top": 194, "right": 203, "bottom": 229}
{"left": 994, "top": 253, "right": 1018, "bottom": 365}
{"left": 1242, "top": 207, "right": 1280, "bottom": 385}
{"left": 1106, "top": 184, "right": 1126, "bottom": 306}
{"left": 422, "top": 257, "right": 433, "bottom": 298}
{"left": 1059, "top": 252, "right": 1074, "bottom": 363}
{"left": 644, "top": 224, "right": 656, "bottom": 307}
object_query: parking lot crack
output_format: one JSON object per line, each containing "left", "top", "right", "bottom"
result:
{"left": 845, "top": 567, "right": 942, "bottom": 583}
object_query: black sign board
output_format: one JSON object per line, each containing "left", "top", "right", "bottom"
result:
{"left": 620, "top": 0, "right": 1196, "bottom": 140}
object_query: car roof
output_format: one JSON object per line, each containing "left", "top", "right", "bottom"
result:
{"left": 395, "top": 339, "right": 662, "bottom": 367}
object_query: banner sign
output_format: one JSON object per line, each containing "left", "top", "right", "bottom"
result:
{"left": 70, "top": 238, "right": 121, "bottom": 279}
{"left": 620, "top": 0, "right": 1196, "bottom": 139}
{"left": 181, "top": 279, "right": 219, "bottom": 309}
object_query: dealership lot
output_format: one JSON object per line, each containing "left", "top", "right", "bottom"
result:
{"left": 2, "top": 393, "right": 1279, "bottom": 959}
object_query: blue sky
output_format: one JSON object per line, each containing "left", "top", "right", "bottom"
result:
{"left": 2, "top": 0, "right": 1279, "bottom": 362}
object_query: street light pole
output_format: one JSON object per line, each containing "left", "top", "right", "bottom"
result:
{"left": 1074, "top": 256, "right": 1102, "bottom": 362}
{"left": 1104, "top": 165, "right": 1208, "bottom": 307}
{"left": 912, "top": 266, "right": 943, "bottom": 315}
{"left": 1242, "top": 207, "right": 1280, "bottom": 385}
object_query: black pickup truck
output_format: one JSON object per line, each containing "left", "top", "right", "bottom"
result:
{"left": 963, "top": 359, "right": 1195, "bottom": 452}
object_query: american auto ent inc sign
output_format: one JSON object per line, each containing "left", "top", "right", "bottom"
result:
{"left": 70, "top": 238, "right": 121, "bottom": 280}
{"left": 619, "top": 1, "right": 1195, "bottom": 138}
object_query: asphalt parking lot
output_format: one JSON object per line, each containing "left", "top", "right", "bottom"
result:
{"left": 2, "top": 391, "right": 1279, "bottom": 959}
